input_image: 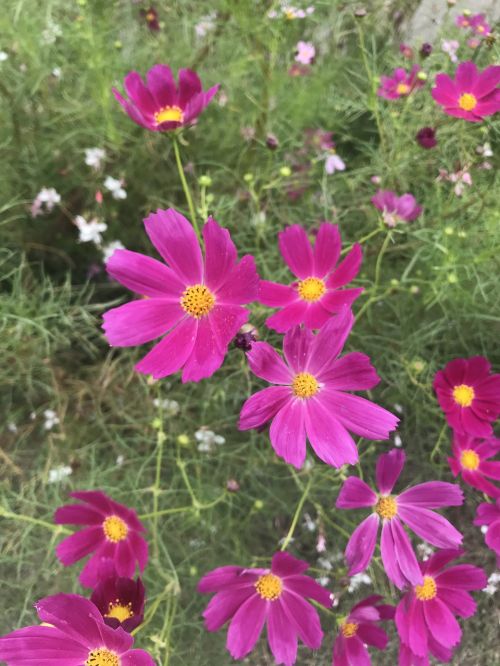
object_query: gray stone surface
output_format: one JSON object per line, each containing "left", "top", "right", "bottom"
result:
{"left": 407, "top": 0, "right": 500, "bottom": 41}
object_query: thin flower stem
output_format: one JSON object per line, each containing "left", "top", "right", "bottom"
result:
{"left": 280, "top": 476, "right": 313, "bottom": 552}
{"left": 152, "top": 399, "right": 166, "bottom": 559}
{"left": 356, "top": 22, "right": 385, "bottom": 152}
{"left": 374, "top": 230, "right": 392, "bottom": 290}
{"left": 340, "top": 227, "right": 383, "bottom": 256}
{"left": 0, "top": 507, "right": 70, "bottom": 534}
{"left": 140, "top": 492, "right": 226, "bottom": 520}
{"left": 172, "top": 137, "right": 199, "bottom": 237}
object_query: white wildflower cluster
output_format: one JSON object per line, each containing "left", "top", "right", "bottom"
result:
{"left": 268, "top": 3, "right": 315, "bottom": 19}
{"left": 102, "top": 240, "right": 125, "bottom": 263}
{"left": 195, "top": 13, "right": 217, "bottom": 38}
{"left": 104, "top": 176, "right": 127, "bottom": 200}
{"left": 153, "top": 398, "right": 180, "bottom": 417}
{"left": 416, "top": 542, "right": 434, "bottom": 561}
{"left": 483, "top": 571, "right": 500, "bottom": 595}
{"left": 43, "top": 409, "right": 60, "bottom": 431}
{"left": 31, "top": 187, "right": 61, "bottom": 217}
{"left": 347, "top": 572, "right": 372, "bottom": 593}
{"left": 48, "top": 465, "right": 72, "bottom": 483}
{"left": 195, "top": 428, "right": 225, "bottom": 453}
{"left": 41, "top": 21, "right": 62, "bottom": 45}
{"left": 75, "top": 216, "right": 107, "bottom": 245}
{"left": 84, "top": 147, "right": 106, "bottom": 171}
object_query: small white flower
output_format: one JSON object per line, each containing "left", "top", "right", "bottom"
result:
{"left": 484, "top": 572, "right": 500, "bottom": 595}
{"left": 104, "top": 176, "right": 127, "bottom": 200}
{"left": 48, "top": 465, "right": 72, "bottom": 483}
{"left": 317, "top": 576, "right": 330, "bottom": 587}
{"left": 416, "top": 542, "right": 434, "bottom": 560}
{"left": 7, "top": 422, "right": 18, "bottom": 433}
{"left": 0, "top": 51, "right": 8, "bottom": 62}
{"left": 476, "top": 142, "right": 493, "bottom": 158}
{"left": 153, "top": 398, "right": 180, "bottom": 417}
{"left": 52, "top": 67, "right": 62, "bottom": 78}
{"left": 31, "top": 187, "right": 61, "bottom": 217}
{"left": 116, "top": 455, "right": 125, "bottom": 466}
{"left": 41, "top": 21, "right": 62, "bottom": 45}
{"left": 394, "top": 403, "right": 404, "bottom": 414}
{"left": 74, "top": 215, "right": 107, "bottom": 245}
{"left": 195, "top": 13, "right": 216, "bottom": 38}
{"left": 325, "top": 153, "right": 346, "bottom": 174}
{"left": 441, "top": 39, "right": 459, "bottom": 63}
{"left": 348, "top": 572, "right": 372, "bottom": 593}
{"left": 85, "top": 147, "right": 106, "bottom": 170}
{"left": 303, "top": 512, "right": 317, "bottom": 532}
{"left": 394, "top": 434, "right": 403, "bottom": 448}
{"left": 102, "top": 240, "right": 125, "bottom": 263}
{"left": 195, "top": 428, "right": 225, "bottom": 452}
{"left": 317, "top": 556, "right": 333, "bottom": 571}
{"left": 43, "top": 409, "right": 60, "bottom": 430}
{"left": 481, "top": 525, "right": 488, "bottom": 535}
{"left": 295, "top": 41, "right": 315, "bottom": 65}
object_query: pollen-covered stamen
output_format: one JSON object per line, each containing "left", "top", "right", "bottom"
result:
{"left": 86, "top": 649, "right": 120, "bottom": 666}
{"left": 341, "top": 621, "right": 359, "bottom": 638}
{"left": 297, "top": 277, "right": 326, "bottom": 302}
{"left": 415, "top": 575, "right": 437, "bottom": 601}
{"left": 255, "top": 573, "right": 283, "bottom": 601}
{"left": 396, "top": 83, "right": 410, "bottom": 95}
{"left": 460, "top": 449, "right": 480, "bottom": 471}
{"left": 452, "top": 383, "right": 475, "bottom": 407}
{"left": 102, "top": 515, "right": 129, "bottom": 543}
{"left": 292, "top": 372, "right": 320, "bottom": 399}
{"left": 105, "top": 599, "right": 134, "bottom": 623}
{"left": 458, "top": 93, "right": 477, "bottom": 111}
{"left": 375, "top": 495, "right": 398, "bottom": 520}
{"left": 181, "top": 284, "right": 215, "bottom": 318}
{"left": 154, "top": 105, "right": 184, "bottom": 124}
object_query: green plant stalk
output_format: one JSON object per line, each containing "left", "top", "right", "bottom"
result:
{"left": 280, "top": 476, "right": 313, "bottom": 551}
{"left": 172, "top": 137, "right": 199, "bottom": 236}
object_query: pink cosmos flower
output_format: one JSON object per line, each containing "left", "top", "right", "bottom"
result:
{"left": 395, "top": 549, "right": 486, "bottom": 661}
{"left": 399, "top": 638, "right": 452, "bottom": 666}
{"left": 377, "top": 65, "right": 422, "bottom": 100}
{"left": 431, "top": 61, "right": 500, "bottom": 122}
{"left": 259, "top": 223, "right": 363, "bottom": 332}
{"left": 336, "top": 449, "right": 463, "bottom": 589}
{"left": 455, "top": 13, "right": 472, "bottom": 29}
{"left": 103, "top": 209, "right": 259, "bottom": 382}
{"left": 0, "top": 593, "right": 154, "bottom": 665}
{"left": 474, "top": 499, "right": 500, "bottom": 566}
{"left": 433, "top": 356, "right": 500, "bottom": 437}
{"left": 295, "top": 40, "right": 315, "bottom": 65}
{"left": 113, "top": 63, "right": 219, "bottom": 131}
{"left": 371, "top": 190, "right": 422, "bottom": 227}
{"left": 332, "top": 595, "right": 394, "bottom": 665}
{"left": 470, "top": 13, "right": 491, "bottom": 37}
{"left": 399, "top": 43, "right": 413, "bottom": 59}
{"left": 325, "top": 153, "right": 346, "bottom": 174}
{"left": 198, "top": 551, "right": 332, "bottom": 665}
{"left": 90, "top": 575, "right": 145, "bottom": 632}
{"left": 239, "top": 308, "right": 398, "bottom": 469}
{"left": 54, "top": 490, "right": 148, "bottom": 588}
{"left": 448, "top": 431, "right": 500, "bottom": 498}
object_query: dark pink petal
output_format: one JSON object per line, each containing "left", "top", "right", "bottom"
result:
{"left": 55, "top": 527, "right": 103, "bottom": 566}
{"left": 226, "top": 594, "right": 267, "bottom": 660}
{"left": 283, "top": 576, "right": 332, "bottom": 607}
{"left": 69, "top": 490, "right": 114, "bottom": 512}
{"left": 239, "top": 386, "right": 292, "bottom": 430}
{"left": 327, "top": 243, "right": 362, "bottom": 289}
{"left": 474, "top": 501, "right": 500, "bottom": 525}
{"left": 202, "top": 587, "right": 255, "bottom": 631}
{"left": 324, "top": 391, "right": 399, "bottom": 440}
{"left": 79, "top": 548, "right": 115, "bottom": 587}
{"left": 124, "top": 72, "right": 156, "bottom": 115}
{"left": 265, "top": 300, "right": 308, "bottom": 333}
{"left": 345, "top": 514, "right": 379, "bottom": 575}
{"left": 129, "top": 530, "right": 148, "bottom": 572}
{"left": 345, "top": 635, "right": 371, "bottom": 666}
{"left": 181, "top": 316, "right": 226, "bottom": 382}
{"left": 390, "top": 518, "right": 423, "bottom": 586}
{"left": 349, "top": 606, "right": 379, "bottom": 623}
{"left": 423, "top": 598, "right": 461, "bottom": 650}
{"left": 480, "top": 461, "right": 500, "bottom": 480}
{"left": 135, "top": 316, "right": 197, "bottom": 379}
{"left": 423, "top": 549, "right": 463, "bottom": 575}
{"left": 320, "top": 287, "right": 364, "bottom": 314}
{"left": 455, "top": 61, "right": 478, "bottom": 89}
{"left": 308, "top": 307, "right": 354, "bottom": 376}
{"left": 464, "top": 355, "right": 491, "bottom": 382}
{"left": 278, "top": 225, "right": 314, "bottom": 279}
{"left": 259, "top": 280, "right": 297, "bottom": 307}
{"left": 395, "top": 597, "right": 410, "bottom": 646}
{"left": 267, "top": 600, "right": 298, "bottom": 666}
{"left": 0, "top": 625, "right": 88, "bottom": 662}
{"left": 113, "top": 88, "right": 152, "bottom": 129}
{"left": 381, "top": 521, "right": 406, "bottom": 589}
{"left": 432, "top": 76, "right": 459, "bottom": 105}
{"left": 321, "top": 352, "right": 379, "bottom": 390}
{"left": 182, "top": 93, "right": 205, "bottom": 125}
{"left": 398, "top": 506, "right": 462, "bottom": 549}
{"left": 143, "top": 208, "right": 202, "bottom": 284}
{"left": 333, "top": 633, "right": 349, "bottom": 666}
{"left": 444, "top": 107, "right": 481, "bottom": 122}
{"left": 247, "top": 341, "right": 292, "bottom": 384}
{"left": 283, "top": 326, "right": 314, "bottom": 372}
{"left": 398, "top": 481, "right": 463, "bottom": 508}
{"left": 270, "top": 399, "right": 307, "bottom": 468}
{"left": 408, "top": 601, "right": 428, "bottom": 657}
{"left": 357, "top": 623, "right": 388, "bottom": 649}
{"left": 304, "top": 398, "right": 359, "bottom": 467}
{"left": 198, "top": 566, "right": 249, "bottom": 593}
{"left": 178, "top": 68, "right": 202, "bottom": 106}
{"left": 54, "top": 503, "right": 103, "bottom": 525}
{"left": 302, "top": 301, "right": 331, "bottom": 330}
{"left": 106, "top": 249, "right": 185, "bottom": 298}
{"left": 459, "top": 406, "right": 492, "bottom": 437}
{"left": 440, "top": 358, "right": 467, "bottom": 386}
{"left": 102, "top": 299, "right": 183, "bottom": 346}
{"left": 209, "top": 304, "right": 249, "bottom": 349}
{"left": 437, "top": 564, "right": 487, "bottom": 590}
{"left": 146, "top": 64, "right": 177, "bottom": 108}
{"left": 336, "top": 476, "right": 377, "bottom": 509}
{"left": 313, "top": 222, "right": 341, "bottom": 277}
{"left": 473, "top": 97, "right": 500, "bottom": 117}
{"left": 121, "top": 650, "right": 155, "bottom": 666}
{"left": 202, "top": 218, "right": 237, "bottom": 292}
{"left": 271, "top": 551, "right": 309, "bottom": 577}
{"left": 115, "top": 539, "right": 136, "bottom": 578}
{"left": 462, "top": 469, "right": 500, "bottom": 499}
{"left": 376, "top": 448, "right": 405, "bottom": 494}
{"left": 438, "top": 588, "right": 476, "bottom": 618}
{"left": 485, "top": 520, "right": 500, "bottom": 555}
{"left": 280, "top": 590, "right": 323, "bottom": 649}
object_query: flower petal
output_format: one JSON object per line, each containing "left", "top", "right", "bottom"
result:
{"left": 135, "top": 316, "right": 197, "bottom": 379}
{"left": 327, "top": 243, "right": 362, "bottom": 289}
{"left": 390, "top": 518, "right": 423, "bottom": 586}
{"left": 102, "top": 299, "right": 183, "bottom": 346}
{"left": 436, "top": 564, "right": 487, "bottom": 591}
{"left": 226, "top": 594, "right": 267, "bottom": 660}
{"left": 336, "top": 477, "right": 377, "bottom": 509}
{"left": 202, "top": 217, "right": 237, "bottom": 292}
{"left": 324, "top": 391, "right": 399, "bottom": 440}
{"left": 269, "top": 399, "right": 307, "bottom": 468}
{"left": 239, "top": 387, "right": 292, "bottom": 431}
{"left": 304, "top": 398, "right": 359, "bottom": 467}
{"left": 278, "top": 225, "right": 314, "bottom": 279}
{"left": 267, "top": 600, "right": 298, "bottom": 666}
{"left": 202, "top": 587, "right": 255, "bottom": 631}
{"left": 312, "top": 222, "right": 341, "bottom": 277}
{"left": 307, "top": 307, "right": 354, "bottom": 377}
{"left": 106, "top": 249, "right": 185, "bottom": 298}
{"left": 215, "top": 255, "right": 259, "bottom": 304}
{"left": 398, "top": 481, "right": 463, "bottom": 508}
{"left": 279, "top": 590, "right": 323, "bottom": 649}
{"left": 397, "top": 506, "right": 463, "bottom": 549}
{"left": 380, "top": 521, "right": 406, "bottom": 589}
{"left": 55, "top": 528, "right": 103, "bottom": 566}
{"left": 376, "top": 448, "right": 405, "bottom": 494}
{"left": 283, "top": 326, "right": 314, "bottom": 372}
{"left": 345, "top": 514, "right": 379, "bottom": 575}
{"left": 423, "top": 597, "right": 461, "bottom": 650}
{"left": 247, "top": 341, "right": 292, "bottom": 384}
{"left": 146, "top": 64, "right": 177, "bottom": 108}
{"left": 271, "top": 551, "right": 309, "bottom": 577}
{"left": 320, "top": 352, "right": 380, "bottom": 390}
{"left": 259, "top": 280, "right": 297, "bottom": 307}
{"left": 265, "top": 300, "right": 308, "bottom": 333}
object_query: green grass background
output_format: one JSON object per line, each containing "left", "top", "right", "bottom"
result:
{"left": 1, "top": 0, "right": 499, "bottom": 664}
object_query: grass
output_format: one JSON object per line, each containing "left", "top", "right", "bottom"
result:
{"left": 1, "top": 0, "right": 500, "bottom": 664}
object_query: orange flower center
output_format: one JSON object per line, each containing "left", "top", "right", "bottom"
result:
{"left": 297, "top": 276, "right": 326, "bottom": 302}
{"left": 458, "top": 93, "right": 477, "bottom": 111}
{"left": 255, "top": 573, "right": 283, "bottom": 601}
{"left": 375, "top": 495, "right": 398, "bottom": 520}
{"left": 102, "top": 516, "right": 128, "bottom": 543}
{"left": 477, "top": 25, "right": 485, "bottom": 33}
{"left": 154, "top": 105, "right": 184, "bottom": 124}
{"left": 146, "top": 11, "right": 156, "bottom": 21}
{"left": 341, "top": 621, "right": 359, "bottom": 638}
{"left": 105, "top": 599, "right": 134, "bottom": 623}
{"left": 292, "top": 372, "right": 319, "bottom": 399}
{"left": 460, "top": 449, "right": 480, "bottom": 471}
{"left": 86, "top": 649, "right": 120, "bottom": 666}
{"left": 452, "top": 384, "right": 475, "bottom": 407}
{"left": 181, "top": 284, "right": 215, "bottom": 318}
{"left": 396, "top": 83, "right": 410, "bottom": 95}
{"left": 415, "top": 576, "right": 437, "bottom": 601}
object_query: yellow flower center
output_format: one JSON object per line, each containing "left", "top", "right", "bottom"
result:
{"left": 255, "top": 573, "right": 283, "bottom": 601}
{"left": 105, "top": 600, "right": 134, "bottom": 623}
{"left": 477, "top": 25, "right": 485, "bottom": 33}
{"left": 146, "top": 11, "right": 156, "bottom": 21}
{"left": 452, "top": 383, "right": 475, "bottom": 407}
{"left": 415, "top": 576, "right": 437, "bottom": 601}
{"left": 102, "top": 516, "right": 128, "bottom": 543}
{"left": 292, "top": 372, "right": 320, "bottom": 399}
{"left": 375, "top": 495, "right": 398, "bottom": 520}
{"left": 297, "top": 277, "right": 326, "bottom": 302}
{"left": 86, "top": 649, "right": 120, "bottom": 666}
{"left": 458, "top": 93, "right": 477, "bottom": 111}
{"left": 396, "top": 83, "right": 410, "bottom": 95}
{"left": 460, "top": 449, "right": 480, "bottom": 471}
{"left": 181, "top": 284, "right": 215, "bottom": 318}
{"left": 154, "top": 105, "right": 184, "bottom": 124}
{"left": 341, "top": 621, "right": 359, "bottom": 638}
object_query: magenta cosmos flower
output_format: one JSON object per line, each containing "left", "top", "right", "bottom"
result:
{"left": 433, "top": 356, "right": 500, "bottom": 437}
{"left": 377, "top": 65, "right": 422, "bottom": 100}
{"left": 0, "top": 593, "right": 154, "bottom": 665}
{"left": 431, "top": 61, "right": 500, "bottom": 122}
{"left": 91, "top": 575, "right": 145, "bottom": 632}
{"left": 259, "top": 223, "right": 363, "bottom": 332}
{"left": 471, "top": 13, "right": 491, "bottom": 37}
{"left": 113, "top": 63, "right": 219, "bottom": 131}
{"left": 395, "top": 549, "right": 486, "bottom": 661}
{"left": 474, "top": 499, "right": 500, "bottom": 566}
{"left": 239, "top": 308, "right": 398, "bottom": 469}
{"left": 336, "top": 449, "right": 463, "bottom": 589}
{"left": 54, "top": 490, "right": 148, "bottom": 588}
{"left": 198, "top": 551, "right": 331, "bottom": 665}
{"left": 449, "top": 431, "right": 500, "bottom": 498}
{"left": 371, "top": 190, "right": 422, "bottom": 227}
{"left": 332, "top": 595, "right": 394, "bottom": 666}
{"left": 103, "top": 209, "right": 259, "bottom": 382}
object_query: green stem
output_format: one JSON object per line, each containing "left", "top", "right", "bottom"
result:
{"left": 152, "top": 403, "right": 166, "bottom": 559}
{"left": 172, "top": 137, "right": 199, "bottom": 236}
{"left": 340, "top": 227, "right": 383, "bottom": 256}
{"left": 0, "top": 507, "right": 70, "bottom": 534}
{"left": 374, "top": 230, "right": 392, "bottom": 290}
{"left": 280, "top": 477, "right": 312, "bottom": 551}
{"left": 140, "top": 492, "right": 226, "bottom": 520}
{"left": 356, "top": 22, "right": 385, "bottom": 151}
